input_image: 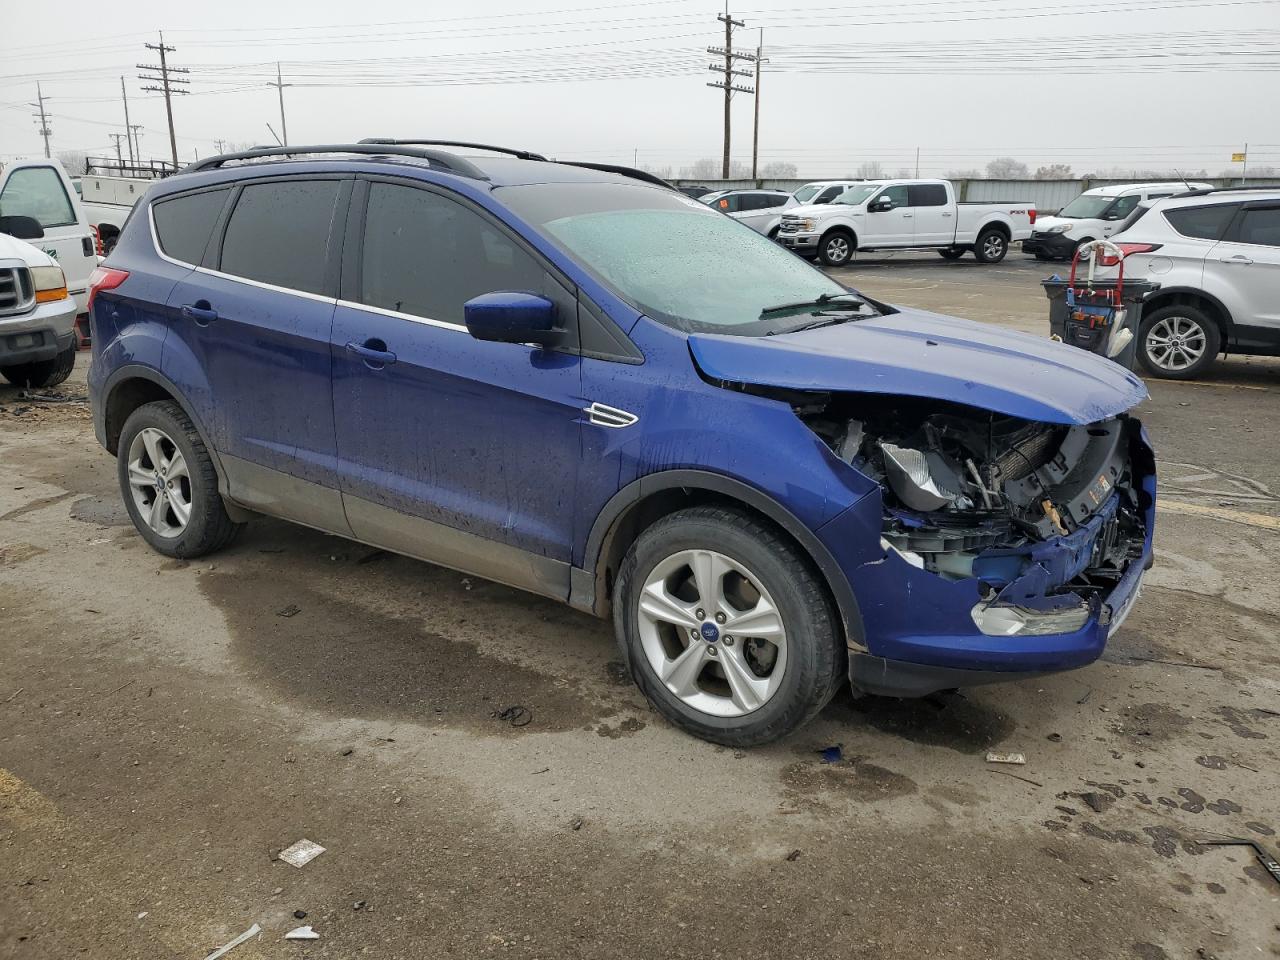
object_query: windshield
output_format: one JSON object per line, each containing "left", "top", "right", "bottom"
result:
{"left": 500, "top": 182, "right": 858, "bottom": 336}
{"left": 834, "top": 184, "right": 881, "bottom": 206}
{"left": 792, "top": 184, "right": 820, "bottom": 203}
{"left": 1058, "top": 194, "right": 1118, "bottom": 219}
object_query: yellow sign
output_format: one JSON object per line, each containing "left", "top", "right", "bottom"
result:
{"left": 1232, "top": 152, "right": 1247, "bottom": 162}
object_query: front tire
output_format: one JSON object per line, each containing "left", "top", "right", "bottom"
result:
{"left": 1137, "top": 305, "right": 1220, "bottom": 380}
{"left": 973, "top": 228, "right": 1009, "bottom": 263}
{"left": 117, "top": 400, "right": 242, "bottom": 558}
{"left": 0, "top": 342, "right": 76, "bottom": 388}
{"left": 818, "top": 229, "right": 855, "bottom": 266}
{"left": 613, "top": 506, "right": 844, "bottom": 746}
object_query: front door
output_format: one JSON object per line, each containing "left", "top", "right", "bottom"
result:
{"left": 165, "top": 176, "right": 350, "bottom": 532}
{"left": 1205, "top": 201, "right": 1280, "bottom": 331}
{"left": 330, "top": 178, "right": 582, "bottom": 596}
{"left": 0, "top": 161, "right": 95, "bottom": 313}
{"left": 865, "top": 185, "right": 912, "bottom": 245}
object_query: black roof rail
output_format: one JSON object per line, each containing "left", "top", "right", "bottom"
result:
{"left": 359, "top": 138, "right": 548, "bottom": 162}
{"left": 184, "top": 143, "right": 490, "bottom": 180}
{"left": 556, "top": 161, "right": 676, "bottom": 190}
{"left": 1172, "top": 184, "right": 1279, "bottom": 199}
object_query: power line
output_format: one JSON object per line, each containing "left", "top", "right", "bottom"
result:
{"left": 138, "top": 32, "right": 189, "bottom": 168}
{"left": 707, "top": 6, "right": 756, "bottom": 179}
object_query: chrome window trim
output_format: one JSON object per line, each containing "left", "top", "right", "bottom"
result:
{"left": 335, "top": 298, "right": 467, "bottom": 333}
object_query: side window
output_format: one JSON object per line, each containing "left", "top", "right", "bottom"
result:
{"left": 874, "top": 185, "right": 910, "bottom": 209}
{"left": 1232, "top": 206, "right": 1280, "bottom": 247}
{"left": 1106, "top": 195, "right": 1139, "bottom": 220}
{"left": 219, "top": 180, "right": 341, "bottom": 296}
{"left": 359, "top": 182, "right": 546, "bottom": 326}
{"left": 816, "top": 186, "right": 843, "bottom": 204}
{"left": 907, "top": 184, "right": 947, "bottom": 207}
{"left": 152, "top": 188, "right": 230, "bottom": 265}
{"left": 0, "top": 166, "right": 76, "bottom": 229}
{"left": 715, "top": 195, "right": 739, "bottom": 213}
{"left": 1164, "top": 204, "right": 1238, "bottom": 241}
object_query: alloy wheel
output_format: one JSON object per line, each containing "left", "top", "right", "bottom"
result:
{"left": 825, "top": 236, "right": 850, "bottom": 263}
{"left": 1145, "top": 315, "right": 1207, "bottom": 372}
{"left": 983, "top": 234, "right": 1006, "bottom": 260}
{"left": 636, "top": 549, "right": 788, "bottom": 718}
{"left": 126, "top": 427, "right": 193, "bottom": 538}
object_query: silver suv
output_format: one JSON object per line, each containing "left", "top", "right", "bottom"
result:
{"left": 1101, "top": 188, "right": 1280, "bottom": 379}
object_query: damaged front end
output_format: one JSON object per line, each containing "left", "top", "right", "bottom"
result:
{"left": 796, "top": 392, "right": 1155, "bottom": 691}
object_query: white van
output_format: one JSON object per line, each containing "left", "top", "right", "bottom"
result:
{"left": 1023, "top": 181, "right": 1211, "bottom": 261}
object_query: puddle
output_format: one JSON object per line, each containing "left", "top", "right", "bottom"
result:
{"left": 202, "top": 570, "right": 605, "bottom": 734}
{"left": 829, "top": 690, "right": 1016, "bottom": 754}
{"left": 1109, "top": 702, "right": 1191, "bottom": 742}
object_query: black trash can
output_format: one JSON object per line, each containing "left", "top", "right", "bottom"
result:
{"left": 1041, "top": 276, "right": 1159, "bottom": 370}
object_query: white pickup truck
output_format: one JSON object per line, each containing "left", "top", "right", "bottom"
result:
{"left": 777, "top": 179, "right": 1036, "bottom": 266}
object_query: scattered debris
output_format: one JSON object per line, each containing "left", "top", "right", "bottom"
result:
{"left": 293, "top": 910, "right": 307, "bottom": 920}
{"left": 16, "top": 390, "right": 88, "bottom": 404}
{"left": 785, "top": 849, "right": 801, "bottom": 861}
{"left": 1080, "top": 792, "right": 1113, "bottom": 814}
{"left": 340, "top": 748, "right": 353, "bottom": 757}
{"left": 493, "top": 705, "right": 532, "bottom": 727}
{"left": 204, "top": 924, "right": 262, "bottom": 960}
{"left": 819, "top": 745, "right": 842, "bottom": 764}
{"left": 985, "top": 752, "right": 1026, "bottom": 765}
{"left": 137, "top": 912, "right": 148, "bottom": 919}
{"left": 989, "top": 769, "right": 1044, "bottom": 788}
{"left": 1197, "top": 837, "right": 1280, "bottom": 887}
{"left": 1077, "top": 688, "right": 1094, "bottom": 705}
{"left": 569, "top": 816, "right": 585, "bottom": 831}
{"left": 3, "top": 688, "right": 22, "bottom": 704}
{"left": 278, "top": 839, "right": 326, "bottom": 869}
{"left": 531, "top": 767, "right": 551, "bottom": 775}
{"left": 1123, "top": 655, "right": 1221, "bottom": 671}
{"left": 461, "top": 577, "right": 473, "bottom": 590}
{"left": 353, "top": 900, "right": 367, "bottom": 911}
{"left": 284, "top": 925, "right": 319, "bottom": 941}
{"left": 276, "top": 604, "right": 301, "bottom": 618}
{"left": 1046, "top": 733, "right": 1062, "bottom": 743}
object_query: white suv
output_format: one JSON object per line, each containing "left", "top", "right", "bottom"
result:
{"left": 1097, "top": 188, "right": 1280, "bottom": 379}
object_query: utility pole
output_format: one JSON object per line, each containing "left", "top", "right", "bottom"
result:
{"left": 120, "top": 77, "right": 135, "bottom": 164}
{"left": 129, "top": 124, "right": 145, "bottom": 163}
{"left": 269, "top": 62, "right": 291, "bottom": 147}
{"left": 751, "top": 29, "right": 768, "bottom": 180}
{"left": 30, "top": 82, "right": 52, "bottom": 158}
{"left": 109, "top": 133, "right": 126, "bottom": 165}
{"left": 138, "top": 32, "right": 189, "bottom": 169}
{"left": 915, "top": 147, "right": 921, "bottom": 178}
{"left": 707, "top": 6, "right": 755, "bottom": 179}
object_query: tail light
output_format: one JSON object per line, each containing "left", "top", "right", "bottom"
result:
{"left": 1097, "top": 243, "right": 1162, "bottom": 267}
{"left": 87, "top": 266, "right": 129, "bottom": 313}
{"left": 1028, "top": 209, "right": 1037, "bottom": 225}
{"left": 91, "top": 225, "right": 104, "bottom": 256}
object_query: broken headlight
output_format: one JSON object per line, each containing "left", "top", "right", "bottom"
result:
{"left": 970, "top": 599, "right": 1091, "bottom": 637}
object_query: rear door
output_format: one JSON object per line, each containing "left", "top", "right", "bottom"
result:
{"left": 330, "top": 177, "right": 582, "bottom": 593}
{"left": 907, "top": 183, "right": 951, "bottom": 245}
{"left": 864, "top": 185, "right": 912, "bottom": 245}
{"left": 0, "top": 161, "right": 95, "bottom": 314}
{"left": 164, "top": 175, "right": 351, "bottom": 532}
{"left": 732, "top": 193, "right": 787, "bottom": 233}
{"left": 1205, "top": 201, "right": 1280, "bottom": 333}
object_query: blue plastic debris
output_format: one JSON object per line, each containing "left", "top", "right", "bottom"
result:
{"left": 820, "top": 745, "right": 842, "bottom": 764}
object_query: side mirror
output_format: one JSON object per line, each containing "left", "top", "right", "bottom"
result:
{"left": 464, "top": 291, "right": 559, "bottom": 346}
{"left": 0, "top": 215, "right": 44, "bottom": 240}
{"left": 868, "top": 198, "right": 893, "bottom": 213}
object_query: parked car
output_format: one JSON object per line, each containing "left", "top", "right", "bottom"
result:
{"left": 701, "top": 188, "right": 792, "bottom": 235}
{"left": 754, "top": 180, "right": 863, "bottom": 239}
{"left": 1087, "top": 187, "right": 1280, "bottom": 379}
{"left": 677, "top": 185, "right": 714, "bottom": 199}
{"left": 1024, "top": 182, "right": 1211, "bottom": 262}
{"left": 88, "top": 141, "right": 1154, "bottom": 746}
{"left": 0, "top": 218, "right": 78, "bottom": 387}
{"left": 777, "top": 179, "right": 1035, "bottom": 265}
{"left": 0, "top": 158, "right": 97, "bottom": 326}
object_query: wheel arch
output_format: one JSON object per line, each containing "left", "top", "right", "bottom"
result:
{"left": 819, "top": 223, "right": 857, "bottom": 247}
{"left": 1140, "top": 287, "right": 1233, "bottom": 343}
{"left": 573, "top": 469, "right": 865, "bottom": 650}
{"left": 978, "top": 219, "right": 1012, "bottom": 240}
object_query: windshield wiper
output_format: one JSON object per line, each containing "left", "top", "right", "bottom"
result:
{"left": 759, "top": 291, "right": 863, "bottom": 319}
{"left": 768, "top": 314, "right": 861, "bottom": 336}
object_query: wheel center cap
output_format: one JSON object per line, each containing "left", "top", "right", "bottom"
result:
{"left": 700, "top": 622, "right": 720, "bottom": 643}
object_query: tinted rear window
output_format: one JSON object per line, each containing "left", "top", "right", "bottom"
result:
{"left": 1233, "top": 206, "right": 1280, "bottom": 247}
{"left": 1164, "top": 203, "right": 1237, "bottom": 240}
{"left": 907, "top": 184, "right": 947, "bottom": 206}
{"left": 152, "top": 188, "right": 229, "bottom": 265}
{"left": 219, "top": 180, "right": 340, "bottom": 295}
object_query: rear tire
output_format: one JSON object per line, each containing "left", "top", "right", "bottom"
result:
{"left": 938, "top": 247, "right": 965, "bottom": 260}
{"left": 1137, "top": 304, "right": 1220, "bottom": 380}
{"left": 973, "top": 228, "right": 1009, "bottom": 263}
{"left": 0, "top": 342, "right": 76, "bottom": 388}
{"left": 613, "top": 506, "right": 844, "bottom": 746}
{"left": 117, "top": 400, "right": 242, "bottom": 558}
{"left": 818, "top": 230, "right": 855, "bottom": 267}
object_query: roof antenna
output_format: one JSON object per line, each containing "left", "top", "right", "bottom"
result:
{"left": 1173, "top": 168, "right": 1192, "bottom": 190}
{"left": 266, "top": 123, "right": 284, "bottom": 147}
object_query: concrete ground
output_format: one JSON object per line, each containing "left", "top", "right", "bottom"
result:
{"left": 2, "top": 250, "right": 1278, "bottom": 960}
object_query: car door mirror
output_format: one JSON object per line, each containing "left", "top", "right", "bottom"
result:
{"left": 868, "top": 198, "right": 893, "bottom": 213}
{"left": 0, "top": 215, "right": 44, "bottom": 240}
{"left": 464, "top": 291, "right": 559, "bottom": 345}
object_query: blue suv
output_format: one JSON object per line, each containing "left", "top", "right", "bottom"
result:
{"left": 87, "top": 141, "right": 1155, "bottom": 746}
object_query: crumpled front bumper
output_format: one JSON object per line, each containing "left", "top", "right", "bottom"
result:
{"left": 817, "top": 422, "right": 1156, "bottom": 696}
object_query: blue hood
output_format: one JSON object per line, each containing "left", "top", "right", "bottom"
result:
{"left": 688, "top": 307, "right": 1147, "bottom": 425}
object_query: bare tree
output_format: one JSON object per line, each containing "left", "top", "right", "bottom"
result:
{"left": 1034, "top": 164, "right": 1073, "bottom": 180}
{"left": 986, "top": 157, "right": 1029, "bottom": 179}
{"left": 681, "top": 158, "right": 721, "bottom": 180}
{"left": 855, "top": 160, "right": 885, "bottom": 179}
{"left": 55, "top": 149, "right": 91, "bottom": 175}
{"left": 760, "top": 161, "right": 798, "bottom": 178}
{"left": 945, "top": 169, "right": 984, "bottom": 180}
{"left": 640, "top": 163, "right": 674, "bottom": 179}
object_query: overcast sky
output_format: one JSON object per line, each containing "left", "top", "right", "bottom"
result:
{"left": 3, "top": 0, "right": 1277, "bottom": 177}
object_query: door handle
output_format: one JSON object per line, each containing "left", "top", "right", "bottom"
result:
{"left": 903, "top": 213, "right": 913, "bottom": 218}
{"left": 181, "top": 303, "right": 218, "bottom": 325}
{"left": 345, "top": 340, "right": 397, "bottom": 367}
{"left": 941, "top": 212, "right": 953, "bottom": 217}
{"left": 1222, "top": 255, "right": 1254, "bottom": 265}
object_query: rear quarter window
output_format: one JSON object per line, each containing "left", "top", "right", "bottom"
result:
{"left": 907, "top": 184, "right": 948, "bottom": 207}
{"left": 152, "top": 188, "right": 230, "bottom": 265}
{"left": 1163, "top": 204, "right": 1238, "bottom": 240}
{"left": 218, "top": 179, "right": 341, "bottom": 295}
